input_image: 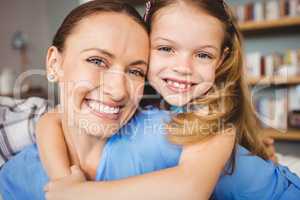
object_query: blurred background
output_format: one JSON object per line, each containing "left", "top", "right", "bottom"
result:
{"left": 0, "top": 0, "right": 299, "bottom": 169}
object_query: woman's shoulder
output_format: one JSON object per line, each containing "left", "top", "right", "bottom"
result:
{"left": 1, "top": 144, "right": 39, "bottom": 169}
{"left": 0, "top": 144, "right": 48, "bottom": 199}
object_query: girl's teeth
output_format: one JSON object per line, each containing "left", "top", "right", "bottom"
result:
{"left": 87, "top": 100, "right": 120, "bottom": 114}
{"left": 179, "top": 84, "right": 185, "bottom": 89}
{"left": 166, "top": 80, "right": 192, "bottom": 89}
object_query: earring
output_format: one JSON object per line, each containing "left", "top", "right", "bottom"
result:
{"left": 47, "top": 72, "right": 58, "bottom": 82}
{"left": 47, "top": 63, "right": 59, "bottom": 82}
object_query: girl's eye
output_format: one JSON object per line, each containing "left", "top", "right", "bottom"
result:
{"left": 157, "top": 46, "right": 173, "bottom": 53}
{"left": 86, "top": 57, "right": 107, "bottom": 67}
{"left": 128, "top": 69, "right": 145, "bottom": 78}
{"left": 197, "top": 52, "right": 213, "bottom": 60}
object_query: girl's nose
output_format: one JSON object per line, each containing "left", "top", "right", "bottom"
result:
{"left": 172, "top": 54, "right": 193, "bottom": 75}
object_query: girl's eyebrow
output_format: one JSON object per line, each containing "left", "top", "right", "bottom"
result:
{"left": 152, "top": 37, "right": 176, "bottom": 44}
{"left": 196, "top": 45, "right": 218, "bottom": 51}
{"left": 153, "top": 37, "right": 219, "bottom": 51}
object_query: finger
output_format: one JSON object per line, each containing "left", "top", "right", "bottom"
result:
{"left": 263, "top": 137, "right": 274, "bottom": 145}
{"left": 267, "top": 145, "right": 276, "bottom": 154}
{"left": 45, "top": 191, "right": 54, "bottom": 200}
{"left": 45, "top": 192, "right": 50, "bottom": 200}
{"left": 44, "top": 182, "right": 52, "bottom": 192}
{"left": 70, "top": 165, "right": 80, "bottom": 173}
{"left": 70, "top": 165, "right": 86, "bottom": 179}
{"left": 44, "top": 178, "right": 73, "bottom": 191}
{"left": 44, "top": 185, "right": 48, "bottom": 192}
{"left": 270, "top": 155, "right": 278, "bottom": 163}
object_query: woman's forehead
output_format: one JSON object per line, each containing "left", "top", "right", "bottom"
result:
{"left": 63, "top": 13, "right": 149, "bottom": 57}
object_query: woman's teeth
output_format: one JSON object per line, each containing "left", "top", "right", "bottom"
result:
{"left": 87, "top": 100, "right": 120, "bottom": 114}
{"left": 166, "top": 80, "right": 192, "bottom": 89}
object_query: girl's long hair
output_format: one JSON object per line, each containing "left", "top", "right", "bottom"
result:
{"left": 145, "top": 0, "right": 269, "bottom": 168}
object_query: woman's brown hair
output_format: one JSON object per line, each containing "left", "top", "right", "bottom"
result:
{"left": 53, "top": 0, "right": 148, "bottom": 52}
{"left": 145, "top": 0, "right": 269, "bottom": 168}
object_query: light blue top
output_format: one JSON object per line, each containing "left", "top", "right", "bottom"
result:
{"left": 0, "top": 106, "right": 300, "bottom": 200}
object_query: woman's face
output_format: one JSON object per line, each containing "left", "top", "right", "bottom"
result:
{"left": 148, "top": 3, "right": 225, "bottom": 106}
{"left": 49, "top": 13, "right": 149, "bottom": 138}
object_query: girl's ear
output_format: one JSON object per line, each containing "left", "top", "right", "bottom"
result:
{"left": 216, "top": 47, "right": 230, "bottom": 69}
{"left": 46, "top": 46, "right": 63, "bottom": 82}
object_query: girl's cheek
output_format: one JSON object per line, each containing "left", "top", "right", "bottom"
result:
{"left": 197, "top": 66, "right": 216, "bottom": 81}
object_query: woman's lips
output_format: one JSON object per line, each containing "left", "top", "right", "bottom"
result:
{"left": 84, "top": 99, "right": 122, "bottom": 121}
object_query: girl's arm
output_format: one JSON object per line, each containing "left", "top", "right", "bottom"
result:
{"left": 36, "top": 110, "right": 71, "bottom": 180}
{"left": 46, "top": 129, "right": 236, "bottom": 200}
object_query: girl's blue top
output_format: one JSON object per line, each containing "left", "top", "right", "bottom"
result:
{"left": 0, "top": 106, "right": 299, "bottom": 200}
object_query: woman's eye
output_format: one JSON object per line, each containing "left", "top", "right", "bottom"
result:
{"left": 86, "top": 57, "right": 107, "bottom": 67}
{"left": 128, "top": 69, "right": 145, "bottom": 78}
{"left": 157, "top": 46, "right": 173, "bottom": 53}
{"left": 197, "top": 52, "right": 213, "bottom": 60}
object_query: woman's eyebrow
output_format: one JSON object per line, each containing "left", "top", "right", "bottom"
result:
{"left": 81, "top": 48, "right": 115, "bottom": 58}
{"left": 129, "top": 60, "right": 148, "bottom": 67}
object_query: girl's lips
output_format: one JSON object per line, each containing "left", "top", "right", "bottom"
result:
{"left": 163, "top": 77, "right": 196, "bottom": 85}
{"left": 162, "top": 78, "right": 196, "bottom": 93}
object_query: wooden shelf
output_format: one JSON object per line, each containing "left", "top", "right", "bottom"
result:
{"left": 239, "top": 17, "right": 300, "bottom": 32}
{"left": 262, "top": 128, "right": 300, "bottom": 141}
{"left": 247, "top": 76, "right": 300, "bottom": 85}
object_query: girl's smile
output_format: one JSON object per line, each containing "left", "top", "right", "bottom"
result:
{"left": 162, "top": 77, "right": 197, "bottom": 93}
{"left": 148, "top": 3, "right": 225, "bottom": 106}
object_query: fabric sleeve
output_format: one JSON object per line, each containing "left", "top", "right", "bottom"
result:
{"left": 213, "top": 145, "right": 300, "bottom": 200}
{"left": 140, "top": 108, "right": 182, "bottom": 168}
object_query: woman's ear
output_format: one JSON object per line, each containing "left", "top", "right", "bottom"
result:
{"left": 46, "top": 46, "right": 63, "bottom": 82}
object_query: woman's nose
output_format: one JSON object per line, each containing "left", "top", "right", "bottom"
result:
{"left": 103, "top": 70, "right": 128, "bottom": 102}
{"left": 172, "top": 54, "right": 193, "bottom": 75}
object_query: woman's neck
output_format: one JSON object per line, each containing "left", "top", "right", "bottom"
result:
{"left": 61, "top": 119, "right": 106, "bottom": 180}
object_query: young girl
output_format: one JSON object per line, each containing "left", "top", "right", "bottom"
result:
{"left": 37, "top": 0, "right": 300, "bottom": 199}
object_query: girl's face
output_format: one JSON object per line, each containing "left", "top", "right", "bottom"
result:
{"left": 48, "top": 13, "right": 149, "bottom": 138}
{"left": 148, "top": 3, "right": 225, "bottom": 106}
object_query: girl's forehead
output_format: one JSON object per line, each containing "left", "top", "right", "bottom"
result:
{"left": 150, "top": 5, "right": 224, "bottom": 48}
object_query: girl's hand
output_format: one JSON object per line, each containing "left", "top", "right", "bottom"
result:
{"left": 262, "top": 137, "right": 278, "bottom": 163}
{"left": 44, "top": 165, "right": 86, "bottom": 200}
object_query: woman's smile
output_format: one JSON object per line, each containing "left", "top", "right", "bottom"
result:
{"left": 50, "top": 12, "right": 149, "bottom": 138}
{"left": 84, "top": 98, "right": 123, "bottom": 121}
